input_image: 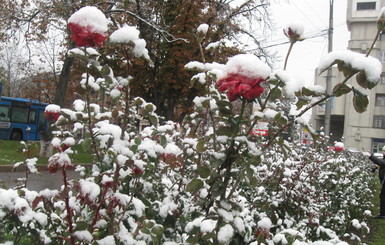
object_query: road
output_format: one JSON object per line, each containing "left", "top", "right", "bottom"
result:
{"left": 0, "top": 169, "right": 80, "bottom": 191}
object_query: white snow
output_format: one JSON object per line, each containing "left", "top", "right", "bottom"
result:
{"left": 110, "top": 25, "right": 151, "bottom": 61}
{"left": 45, "top": 104, "right": 60, "bottom": 113}
{"left": 68, "top": 6, "right": 108, "bottom": 33}
{"left": 74, "top": 230, "right": 93, "bottom": 242}
{"left": 318, "top": 50, "right": 382, "bottom": 83}
{"left": 284, "top": 21, "right": 305, "bottom": 37}
{"left": 79, "top": 179, "right": 101, "bottom": 201}
{"left": 217, "top": 224, "right": 234, "bottom": 244}
{"left": 97, "top": 235, "right": 115, "bottom": 245}
{"left": 197, "top": 23, "right": 209, "bottom": 35}
{"left": 275, "top": 70, "right": 305, "bottom": 99}
{"left": 224, "top": 54, "right": 271, "bottom": 79}
{"left": 200, "top": 219, "right": 217, "bottom": 233}
{"left": 258, "top": 217, "right": 272, "bottom": 230}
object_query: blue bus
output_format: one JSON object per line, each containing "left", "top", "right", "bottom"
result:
{"left": 0, "top": 96, "right": 48, "bottom": 140}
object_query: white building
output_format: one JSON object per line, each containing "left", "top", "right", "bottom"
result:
{"left": 312, "top": 0, "right": 385, "bottom": 152}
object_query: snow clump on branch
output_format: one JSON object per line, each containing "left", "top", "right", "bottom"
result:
{"left": 318, "top": 50, "right": 382, "bottom": 83}
{"left": 110, "top": 24, "right": 151, "bottom": 62}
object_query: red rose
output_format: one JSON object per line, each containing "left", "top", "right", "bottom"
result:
{"left": 45, "top": 111, "right": 60, "bottom": 121}
{"left": 216, "top": 74, "right": 265, "bottom": 102}
{"left": 68, "top": 23, "right": 107, "bottom": 48}
{"left": 132, "top": 167, "right": 143, "bottom": 176}
{"left": 334, "top": 142, "right": 344, "bottom": 152}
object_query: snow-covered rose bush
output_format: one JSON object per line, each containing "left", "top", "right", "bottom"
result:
{"left": 0, "top": 6, "right": 381, "bottom": 245}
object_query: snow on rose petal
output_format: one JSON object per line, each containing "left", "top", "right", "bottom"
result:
{"left": 68, "top": 6, "right": 108, "bottom": 47}
{"left": 45, "top": 104, "right": 61, "bottom": 121}
{"left": 284, "top": 21, "right": 304, "bottom": 43}
{"left": 216, "top": 54, "right": 270, "bottom": 102}
{"left": 334, "top": 142, "right": 344, "bottom": 152}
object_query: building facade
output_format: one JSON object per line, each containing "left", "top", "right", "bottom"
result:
{"left": 312, "top": 0, "right": 385, "bottom": 152}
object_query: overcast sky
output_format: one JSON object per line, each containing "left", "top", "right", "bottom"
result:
{"left": 268, "top": 0, "right": 350, "bottom": 84}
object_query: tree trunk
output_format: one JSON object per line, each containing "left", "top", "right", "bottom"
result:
{"left": 53, "top": 55, "right": 74, "bottom": 107}
{"left": 39, "top": 131, "right": 54, "bottom": 158}
{"left": 40, "top": 52, "right": 74, "bottom": 158}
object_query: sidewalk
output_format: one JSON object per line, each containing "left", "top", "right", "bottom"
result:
{"left": 0, "top": 165, "right": 81, "bottom": 191}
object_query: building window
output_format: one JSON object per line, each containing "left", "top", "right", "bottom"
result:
{"left": 373, "top": 138, "right": 385, "bottom": 153}
{"left": 376, "top": 94, "right": 385, "bottom": 106}
{"left": 373, "top": 115, "right": 385, "bottom": 128}
{"left": 357, "top": 2, "right": 376, "bottom": 10}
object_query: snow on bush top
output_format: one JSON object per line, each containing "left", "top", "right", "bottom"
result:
{"left": 110, "top": 25, "right": 151, "bottom": 61}
{"left": 68, "top": 6, "right": 108, "bottom": 33}
{"left": 110, "top": 25, "right": 140, "bottom": 43}
{"left": 224, "top": 54, "right": 271, "bottom": 79}
{"left": 318, "top": 50, "right": 382, "bottom": 83}
{"left": 197, "top": 23, "right": 209, "bottom": 35}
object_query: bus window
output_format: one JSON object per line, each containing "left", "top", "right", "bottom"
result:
{"left": 29, "top": 110, "right": 36, "bottom": 124}
{"left": 0, "top": 106, "right": 10, "bottom": 122}
{"left": 11, "top": 107, "right": 29, "bottom": 123}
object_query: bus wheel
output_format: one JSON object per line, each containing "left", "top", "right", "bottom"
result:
{"left": 11, "top": 130, "right": 23, "bottom": 141}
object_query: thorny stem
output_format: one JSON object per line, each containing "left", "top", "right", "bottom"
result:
{"left": 219, "top": 99, "right": 246, "bottom": 199}
{"left": 90, "top": 185, "right": 110, "bottom": 233}
{"left": 284, "top": 42, "right": 294, "bottom": 70}
{"left": 62, "top": 168, "right": 75, "bottom": 245}
{"left": 120, "top": 49, "right": 133, "bottom": 139}
{"left": 366, "top": 30, "right": 381, "bottom": 57}
{"left": 83, "top": 47, "right": 102, "bottom": 163}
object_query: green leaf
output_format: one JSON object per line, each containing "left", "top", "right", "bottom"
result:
{"left": 160, "top": 135, "right": 167, "bottom": 146}
{"left": 197, "top": 166, "right": 211, "bottom": 178}
{"left": 140, "top": 227, "right": 151, "bottom": 235}
{"left": 101, "top": 65, "right": 111, "bottom": 76}
{"left": 186, "top": 235, "right": 200, "bottom": 244}
{"left": 201, "top": 99, "right": 210, "bottom": 109}
{"left": 145, "top": 103, "right": 154, "bottom": 112}
{"left": 353, "top": 90, "right": 369, "bottom": 113}
{"left": 268, "top": 77, "right": 283, "bottom": 86}
{"left": 145, "top": 221, "right": 155, "bottom": 229}
{"left": 75, "top": 221, "right": 88, "bottom": 231}
{"left": 218, "top": 106, "right": 232, "bottom": 115}
{"left": 217, "top": 126, "right": 233, "bottom": 136}
{"left": 152, "top": 225, "right": 164, "bottom": 236}
{"left": 302, "top": 87, "right": 316, "bottom": 96}
{"left": 356, "top": 70, "right": 378, "bottom": 89}
{"left": 130, "top": 144, "right": 138, "bottom": 153}
{"left": 201, "top": 232, "right": 216, "bottom": 240}
{"left": 135, "top": 98, "right": 144, "bottom": 106}
{"left": 269, "top": 87, "right": 282, "bottom": 101}
{"left": 196, "top": 140, "right": 206, "bottom": 153}
{"left": 186, "top": 178, "right": 204, "bottom": 193}
{"left": 333, "top": 83, "right": 352, "bottom": 97}
{"left": 296, "top": 99, "right": 308, "bottom": 110}
{"left": 217, "top": 100, "right": 232, "bottom": 109}
{"left": 274, "top": 113, "right": 288, "bottom": 126}
{"left": 250, "top": 176, "right": 258, "bottom": 187}
{"left": 148, "top": 114, "right": 158, "bottom": 128}
{"left": 134, "top": 137, "right": 142, "bottom": 145}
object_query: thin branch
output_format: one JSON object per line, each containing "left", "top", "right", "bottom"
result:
{"left": 108, "top": 9, "right": 189, "bottom": 43}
